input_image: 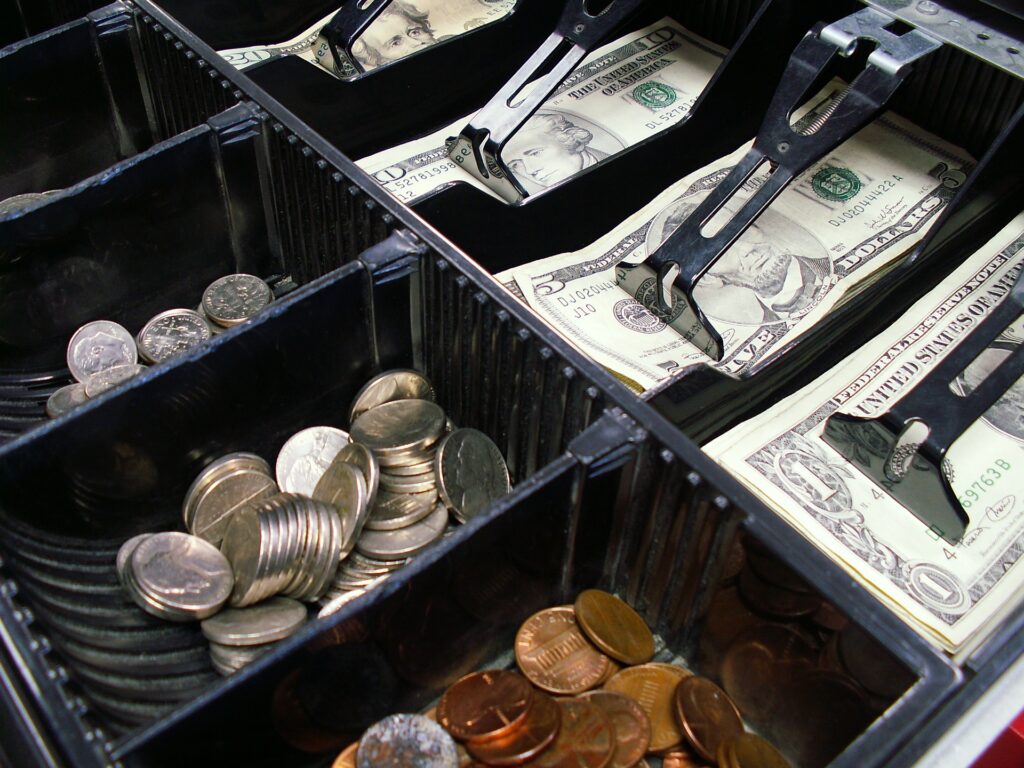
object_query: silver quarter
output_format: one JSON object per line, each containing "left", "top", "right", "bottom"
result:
{"left": 137, "top": 309, "right": 211, "bottom": 364}
{"left": 127, "top": 532, "right": 233, "bottom": 620}
{"left": 67, "top": 320, "right": 137, "bottom": 383}
{"left": 275, "top": 426, "right": 350, "bottom": 497}
{"left": 84, "top": 363, "right": 145, "bottom": 398}
{"left": 351, "top": 399, "right": 446, "bottom": 456}
{"left": 356, "top": 502, "right": 449, "bottom": 561}
{"left": 201, "top": 274, "right": 272, "bottom": 327}
{"left": 349, "top": 369, "right": 436, "bottom": 423}
{"left": 435, "top": 429, "right": 510, "bottom": 524}
{"left": 200, "top": 596, "right": 307, "bottom": 646}
{"left": 357, "top": 714, "right": 458, "bottom": 768}
{"left": 45, "top": 383, "right": 89, "bottom": 419}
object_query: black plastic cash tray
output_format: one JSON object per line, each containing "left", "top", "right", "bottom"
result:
{"left": 0, "top": 1, "right": 1021, "bottom": 767}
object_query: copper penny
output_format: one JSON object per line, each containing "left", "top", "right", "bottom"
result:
{"left": 738, "top": 567, "right": 820, "bottom": 620}
{"left": 467, "top": 691, "right": 561, "bottom": 766}
{"left": 333, "top": 742, "right": 359, "bottom": 768}
{"left": 603, "top": 663, "right": 689, "bottom": 752}
{"left": 438, "top": 670, "right": 534, "bottom": 743}
{"left": 574, "top": 590, "right": 655, "bottom": 665}
{"left": 531, "top": 698, "right": 615, "bottom": 768}
{"left": 662, "top": 748, "right": 710, "bottom": 768}
{"left": 719, "top": 733, "right": 792, "bottom": 768}
{"left": 674, "top": 676, "right": 744, "bottom": 762}
{"left": 516, "top": 607, "right": 613, "bottom": 694}
{"left": 579, "top": 690, "right": 651, "bottom": 767}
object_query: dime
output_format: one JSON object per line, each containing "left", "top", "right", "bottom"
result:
{"left": 45, "top": 383, "right": 89, "bottom": 419}
{"left": 717, "top": 733, "right": 792, "bottom": 768}
{"left": 201, "top": 273, "right": 272, "bottom": 326}
{"left": 196, "top": 303, "right": 224, "bottom": 335}
{"left": 200, "top": 596, "right": 307, "bottom": 646}
{"left": 126, "top": 532, "right": 233, "bottom": 621}
{"left": 276, "top": 426, "right": 350, "bottom": 496}
{"left": 364, "top": 492, "right": 435, "bottom": 531}
{"left": 465, "top": 691, "right": 560, "bottom": 766}
{"left": 515, "top": 606, "right": 613, "bottom": 695}
{"left": 349, "top": 369, "right": 436, "bottom": 423}
{"left": 356, "top": 502, "right": 448, "bottom": 560}
{"left": 674, "top": 676, "right": 744, "bottom": 762}
{"left": 574, "top": 589, "right": 655, "bottom": 665}
{"left": 435, "top": 429, "right": 510, "bottom": 523}
{"left": 437, "top": 670, "right": 533, "bottom": 743}
{"left": 579, "top": 690, "right": 651, "bottom": 768}
{"left": 603, "top": 663, "right": 690, "bottom": 753}
{"left": 137, "top": 308, "right": 211, "bottom": 363}
{"left": 356, "top": 714, "right": 458, "bottom": 768}
{"left": 532, "top": 698, "right": 614, "bottom": 768}
{"left": 351, "top": 399, "right": 446, "bottom": 456}
{"left": 84, "top": 363, "right": 146, "bottom": 397}
{"left": 67, "top": 320, "right": 137, "bottom": 383}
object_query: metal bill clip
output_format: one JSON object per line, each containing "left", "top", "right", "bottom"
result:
{"left": 823, "top": 268, "right": 1024, "bottom": 544}
{"left": 446, "top": 0, "right": 648, "bottom": 204}
{"left": 617, "top": 8, "right": 942, "bottom": 361}
{"left": 320, "top": 0, "right": 400, "bottom": 79}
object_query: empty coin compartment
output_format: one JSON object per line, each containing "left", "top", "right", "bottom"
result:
{"left": 42, "top": 405, "right": 958, "bottom": 768}
{"left": 0, "top": 0, "right": 111, "bottom": 45}
{"left": 0, "top": 1, "right": 243, "bottom": 203}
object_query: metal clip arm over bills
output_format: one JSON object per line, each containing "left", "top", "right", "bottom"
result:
{"left": 321, "top": 0, "right": 396, "bottom": 78}
{"left": 619, "top": 8, "right": 941, "bottom": 361}
{"left": 446, "top": 0, "right": 648, "bottom": 204}
{"left": 823, "top": 269, "right": 1024, "bottom": 544}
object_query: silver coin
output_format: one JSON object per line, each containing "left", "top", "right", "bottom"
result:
{"left": 45, "top": 383, "right": 89, "bottom": 419}
{"left": 0, "top": 190, "right": 58, "bottom": 216}
{"left": 313, "top": 460, "right": 368, "bottom": 557}
{"left": 382, "top": 459, "right": 436, "bottom": 476}
{"left": 189, "top": 465, "right": 278, "bottom": 546}
{"left": 200, "top": 596, "right": 307, "bottom": 646}
{"left": 208, "top": 641, "right": 271, "bottom": 673}
{"left": 349, "top": 369, "right": 436, "bottom": 423}
{"left": 84, "top": 363, "right": 146, "bottom": 398}
{"left": 356, "top": 503, "right": 449, "bottom": 561}
{"left": 357, "top": 714, "right": 458, "bottom": 768}
{"left": 376, "top": 448, "right": 438, "bottom": 468}
{"left": 364, "top": 492, "right": 436, "bottom": 531}
{"left": 201, "top": 274, "right": 272, "bottom": 327}
{"left": 435, "top": 429, "right": 510, "bottom": 524}
{"left": 318, "top": 580, "right": 388, "bottom": 618}
{"left": 128, "top": 532, "right": 233, "bottom": 620}
{"left": 67, "top": 320, "right": 137, "bottom": 383}
{"left": 351, "top": 399, "right": 446, "bottom": 456}
{"left": 275, "top": 426, "right": 350, "bottom": 497}
{"left": 220, "top": 506, "right": 264, "bottom": 607}
{"left": 115, "top": 533, "right": 153, "bottom": 587}
{"left": 380, "top": 473, "right": 437, "bottom": 494}
{"left": 182, "top": 453, "right": 272, "bottom": 530}
{"left": 196, "top": 303, "right": 224, "bottom": 335}
{"left": 137, "top": 309, "right": 211, "bottom": 364}
{"left": 334, "top": 443, "right": 379, "bottom": 512}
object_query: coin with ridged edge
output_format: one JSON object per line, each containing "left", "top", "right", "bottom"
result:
{"left": 202, "top": 273, "right": 272, "bottom": 326}
{"left": 137, "top": 308, "right": 211, "bottom": 363}
{"left": 84, "top": 363, "right": 146, "bottom": 398}
{"left": 67, "top": 320, "right": 137, "bottom": 383}
{"left": 356, "top": 714, "right": 458, "bottom": 768}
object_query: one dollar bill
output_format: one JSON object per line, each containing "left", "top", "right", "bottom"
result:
{"left": 502, "top": 83, "right": 973, "bottom": 390}
{"left": 705, "top": 212, "right": 1024, "bottom": 654}
{"left": 218, "top": 0, "right": 515, "bottom": 75}
{"left": 357, "top": 19, "right": 725, "bottom": 203}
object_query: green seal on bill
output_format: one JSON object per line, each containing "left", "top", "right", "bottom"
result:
{"left": 631, "top": 81, "right": 677, "bottom": 110}
{"left": 811, "top": 166, "right": 862, "bottom": 202}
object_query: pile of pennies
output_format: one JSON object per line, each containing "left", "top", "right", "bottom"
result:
{"left": 116, "top": 369, "right": 511, "bottom": 676}
{"left": 47, "top": 273, "right": 274, "bottom": 418}
{"left": 333, "top": 589, "right": 792, "bottom": 768}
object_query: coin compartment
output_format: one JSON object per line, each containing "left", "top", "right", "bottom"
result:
{"left": 0, "top": 0, "right": 110, "bottom": 45}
